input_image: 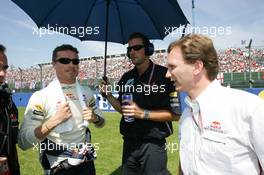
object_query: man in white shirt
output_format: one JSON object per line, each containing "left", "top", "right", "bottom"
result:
{"left": 166, "top": 34, "right": 264, "bottom": 175}
{"left": 18, "top": 44, "right": 105, "bottom": 175}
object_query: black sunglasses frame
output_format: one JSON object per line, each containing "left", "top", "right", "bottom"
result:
{"left": 55, "top": 58, "right": 80, "bottom": 65}
{"left": 127, "top": 45, "right": 145, "bottom": 52}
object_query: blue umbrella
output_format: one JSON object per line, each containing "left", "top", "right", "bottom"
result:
{"left": 11, "top": 0, "right": 188, "bottom": 79}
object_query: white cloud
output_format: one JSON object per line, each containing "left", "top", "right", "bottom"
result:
{"left": 177, "top": 0, "right": 264, "bottom": 49}
{"left": 79, "top": 41, "right": 126, "bottom": 58}
{"left": 0, "top": 15, "right": 34, "bottom": 30}
{"left": 1, "top": 0, "right": 264, "bottom": 68}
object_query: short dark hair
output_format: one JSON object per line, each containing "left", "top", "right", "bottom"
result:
{"left": 52, "top": 44, "right": 79, "bottom": 62}
{"left": 128, "top": 32, "right": 150, "bottom": 46}
{"left": 0, "top": 44, "right": 6, "bottom": 53}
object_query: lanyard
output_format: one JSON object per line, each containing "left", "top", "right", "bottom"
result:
{"left": 191, "top": 108, "right": 203, "bottom": 133}
{"left": 148, "top": 63, "right": 155, "bottom": 85}
{"left": 138, "top": 63, "right": 155, "bottom": 85}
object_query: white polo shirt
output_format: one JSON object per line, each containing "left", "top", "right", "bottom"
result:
{"left": 179, "top": 80, "right": 264, "bottom": 175}
{"left": 18, "top": 80, "right": 104, "bottom": 149}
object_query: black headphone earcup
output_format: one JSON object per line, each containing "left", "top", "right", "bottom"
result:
{"left": 145, "top": 43, "right": 154, "bottom": 56}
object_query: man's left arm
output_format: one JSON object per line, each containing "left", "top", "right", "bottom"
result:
{"left": 83, "top": 106, "right": 105, "bottom": 128}
{"left": 92, "top": 107, "right": 105, "bottom": 127}
{"left": 85, "top": 90, "right": 105, "bottom": 128}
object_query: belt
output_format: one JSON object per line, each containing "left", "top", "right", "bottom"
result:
{"left": 51, "top": 159, "right": 72, "bottom": 174}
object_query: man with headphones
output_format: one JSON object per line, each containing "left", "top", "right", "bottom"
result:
{"left": 100, "top": 32, "right": 179, "bottom": 175}
{"left": 0, "top": 44, "right": 20, "bottom": 175}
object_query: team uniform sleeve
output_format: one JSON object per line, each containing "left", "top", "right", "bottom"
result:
{"left": 18, "top": 91, "right": 45, "bottom": 150}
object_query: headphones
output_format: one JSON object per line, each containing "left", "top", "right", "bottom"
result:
{"left": 144, "top": 42, "right": 154, "bottom": 56}
{"left": 126, "top": 34, "right": 154, "bottom": 58}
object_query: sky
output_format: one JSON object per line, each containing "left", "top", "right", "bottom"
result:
{"left": 0, "top": 0, "right": 264, "bottom": 68}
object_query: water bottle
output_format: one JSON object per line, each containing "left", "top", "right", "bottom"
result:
{"left": 121, "top": 93, "right": 135, "bottom": 122}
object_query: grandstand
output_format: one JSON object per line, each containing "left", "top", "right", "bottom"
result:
{"left": 6, "top": 48, "right": 264, "bottom": 91}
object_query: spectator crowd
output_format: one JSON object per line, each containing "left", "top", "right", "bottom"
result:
{"left": 6, "top": 48, "right": 264, "bottom": 90}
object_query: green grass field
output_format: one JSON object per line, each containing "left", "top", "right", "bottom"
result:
{"left": 17, "top": 107, "right": 179, "bottom": 175}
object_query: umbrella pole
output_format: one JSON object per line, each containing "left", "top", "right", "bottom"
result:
{"left": 103, "top": 0, "right": 110, "bottom": 82}
{"left": 191, "top": 0, "right": 196, "bottom": 33}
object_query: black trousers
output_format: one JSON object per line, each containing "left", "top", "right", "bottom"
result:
{"left": 51, "top": 160, "right": 95, "bottom": 175}
{"left": 122, "top": 138, "right": 168, "bottom": 175}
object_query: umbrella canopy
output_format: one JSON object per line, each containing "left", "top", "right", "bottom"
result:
{"left": 11, "top": 0, "right": 189, "bottom": 78}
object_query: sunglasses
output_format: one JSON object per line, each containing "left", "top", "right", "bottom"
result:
{"left": 0, "top": 65, "right": 9, "bottom": 71}
{"left": 127, "top": 45, "right": 145, "bottom": 52}
{"left": 55, "top": 58, "right": 80, "bottom": 65}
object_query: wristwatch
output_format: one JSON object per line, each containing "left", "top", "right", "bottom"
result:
{"left": 143, "top": 110, "right": 150, "bottom": 120}
{"left": 93, "top": 115, "right": 101, "bottom": 124}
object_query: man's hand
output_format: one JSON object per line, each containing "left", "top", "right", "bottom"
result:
{"left": 34, "top": 102, "right": 72, "bottom": 140}
{"left": 0, "top": 157, "right": 7, "bottom": 164}
{"left": 82, "top": 108, "right": 99, "bottom": 123}
{"left": 121, "top": 102, "right": 144, "bottom": 119}
{"left": 53, "top": 102, "right": 72, "bottom": 124}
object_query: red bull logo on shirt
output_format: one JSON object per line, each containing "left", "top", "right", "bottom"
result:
{"left": 210, "top": 121, "right": 221, "bottom": 129}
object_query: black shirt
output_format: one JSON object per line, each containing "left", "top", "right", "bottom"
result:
{"left": 0, "top": 85, "right": 20, "bottom": 175}
{"left": 117, "top": 61, "right": 175, "bottom": 140}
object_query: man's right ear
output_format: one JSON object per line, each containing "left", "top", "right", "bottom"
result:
{"left": 193, "top": 60, "right": 204, "bottom": 75}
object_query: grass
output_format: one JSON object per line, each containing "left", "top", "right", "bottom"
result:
{"left": 17, "top": 107, "right": 179, "bottom": 175}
